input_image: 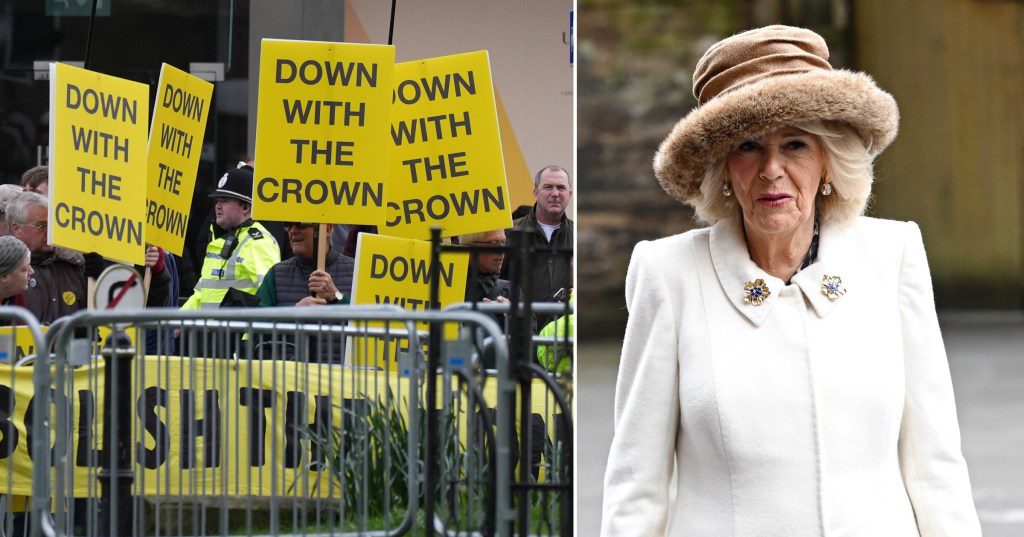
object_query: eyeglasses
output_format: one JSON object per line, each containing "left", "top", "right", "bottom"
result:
{"left": 470, "top": 240, "right": 507, "bottom": 248}
{"left": 283, "top": 222, "right": 314, "bottom": 230}
{"left": 22, "top": 221, "right": 47, "bottom": 231}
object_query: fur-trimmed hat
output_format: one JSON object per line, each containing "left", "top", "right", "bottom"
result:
{"left": 653, "top": 25, "right": 899, "bottom": 205}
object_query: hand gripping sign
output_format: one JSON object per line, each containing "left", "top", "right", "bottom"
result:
{"left": 384, "top": 51, "right": 511, "bottom": 239}
{"left": 49, "top": 63, "right": 149, "bottom": 265}
{"left": 253, "top": 39, "right": 395, "bottom": 224}
{"left": 146, "top": 64, "right": 213, "bottom": 256}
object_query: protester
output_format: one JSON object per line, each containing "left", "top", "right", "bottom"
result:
{"left": 463, "top": 229, "right": 511, "bottom": 304}
{"left": 504, "top": 165, "right": 573, "bottom": 305}
{"left": 20, "top": 165, "right": 47, "bottom": 194}
{"left": 6, "top": 192, "right": 86, "bottom": 322}
{"left": 460, "top": 228, "right": 513, "bottom": 354}
{"left": 181, "top": 162, "right": 280, "bottom": 310}
{"left": 0, "top": 236, "right": 32, "bottom": 306}
{"left": 255, "top": 222, "right": 353, "bottom": 307}
{"left": 0, "top": 184, "right": 24, "bottom": 236}
{"left": 140, "top": 245, "right": 173, "bottom": 307}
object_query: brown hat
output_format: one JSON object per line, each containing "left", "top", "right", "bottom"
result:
{"left": 654, "top": 25, "right": 899, "bottom": 205}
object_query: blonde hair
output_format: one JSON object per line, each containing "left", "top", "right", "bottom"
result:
{"left": 694, "top": 121, "right": 874, "bottom": 226}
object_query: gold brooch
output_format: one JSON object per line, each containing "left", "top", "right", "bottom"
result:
{"left": 821, "top": 275, "right": 846, "bottom": 300}
{"left": 743, "top": 279, "right": 771, "bottom": 306}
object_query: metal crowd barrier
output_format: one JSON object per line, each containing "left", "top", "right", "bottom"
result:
{"left": 0, "top": 306, "right": 516, "bottom": 537}
{"left": 1, "top": 298, "right": 571, "bottom": 537}
{"left": 429, "top": 225, "right": 574, "bottom": 537}
{"left": 0, "top": 307, "right": 48, "bottom": 537}
{"left": 446, "top": 301, "right": 574, "bottom": 537}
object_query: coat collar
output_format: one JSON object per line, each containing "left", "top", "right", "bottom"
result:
{"left": 709, "top": 216, "right": 858, "bottom": 326}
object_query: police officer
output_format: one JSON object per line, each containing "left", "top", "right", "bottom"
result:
{"left": 181, "top": 163, "right": 280, "bottom": 310}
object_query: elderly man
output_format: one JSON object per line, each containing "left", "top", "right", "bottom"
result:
{"left": 505, "top": 165, "right": 574, "bottom": 305}
{"left": 181, "top": 163, "right": 280, "bottom": 310}
{"left": 0, "top": 184, "right": 24, "bottom": 236}
{"left": 6, "top": 191, "right": 86, "bottom": 322}
{"left": 255, "top": 222, "right": 353, "bottom": 307}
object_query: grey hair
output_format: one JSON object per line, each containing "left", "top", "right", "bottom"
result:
{"left": 533, "top": 165, "right": 571, "bottom": 189}
{"left": 0, "top": 236, "right": 29, "bottom": 277}
{"left": 694, "top": 120, "right": 874, "bottom": 227}
{"left": 5, "top": 191, "right": 47, "bottom": 226}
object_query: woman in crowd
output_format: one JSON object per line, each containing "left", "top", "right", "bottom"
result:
{"left": 0, "top": 236, "right": 32, "bottom": 306}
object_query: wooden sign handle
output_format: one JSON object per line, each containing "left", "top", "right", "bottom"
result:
{"left": 317, "top": 224, "right": 328, "bottom": 272}
{"left": 143, "top": 266, "right": 152, "bottom": 302}
{"left": 87, "top": 277, "right": 96, "bottom": 311}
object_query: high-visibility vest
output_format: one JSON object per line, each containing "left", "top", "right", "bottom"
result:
{"left": 181, "top": 221, "right": 280, "bottom": 310}
{"left": 536, "top": 290, "right": 574, "bottom": 373}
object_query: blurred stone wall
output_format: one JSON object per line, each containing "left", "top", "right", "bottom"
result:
{"left": 578, "top": 0, "right": 852, "bottom": 338}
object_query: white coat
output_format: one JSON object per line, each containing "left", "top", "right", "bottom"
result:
{"left": 601, "top": 216, "right": 981, "bottom": 536}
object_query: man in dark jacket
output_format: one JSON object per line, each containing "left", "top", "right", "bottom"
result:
{"left": 504, "top": 165, "right": 573, "bottom": 305}
{"left": 7, "top": 192, "right": 86, "bottom": 323}
{"left": 463, "top": 228, "right": 512, "bottom": 348}
{"left": 464, "top": 228, "right": 511, "bottom": 304}
{"left": 255, "top": 222, "right": 353, "bottom": 307}
{"left": 254, "top": 222, "right": 354, "bottom": 363}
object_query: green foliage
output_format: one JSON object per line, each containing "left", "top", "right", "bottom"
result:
{"left": 297, "top": 386, "right": 411, "bottom": 529}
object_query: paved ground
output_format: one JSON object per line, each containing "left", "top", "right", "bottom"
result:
{"left": 578, "top": 314, "right": 1024, "bottom": 536}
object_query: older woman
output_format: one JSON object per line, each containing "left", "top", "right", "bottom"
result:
{"left": 601, "top": 26, "right": 981, "bottom": 536}
{"left": 0, "top": 236, "right": 32, "bottom": 306}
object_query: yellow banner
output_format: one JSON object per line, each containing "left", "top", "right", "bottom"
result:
{"left": 146, "top": 64, "right": 213, "bottom": 256}
{"left": 0, "top": 326, "right": 44, "bottom": 363}
{"left": 48, "top": 63, "right": 149, "bottom": 265}
{"left": 0, "top": 326, "right": 137, "bottom": 364}
{"left": 0, "top": 357, "right": 568, "bottom": 497}
{"left": 384, "top": 51, "right": 511, "bottom": 239}
{"left": 253, "top": 39, "right": 394, "bottom": 224}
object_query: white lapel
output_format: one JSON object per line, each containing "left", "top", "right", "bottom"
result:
{"left": 709, "top": 217, "right": 785, "bottom": 327}
{"left": 791, "top": 220, "right": 858, "bottom": 319}
{"left": 710, "top": 217, "right": 858, "bottom": 326}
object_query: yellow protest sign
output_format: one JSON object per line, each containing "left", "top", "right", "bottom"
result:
{"left": 351, "top": 234, "right": 468, "bottom": 314}
{"left": 49, "top": 63, "right": 149, "bottom": 265}
{"left": 253, "top": 39, "right": 394, "bottom": 224}
{"left": 0, "top": 357, "right": 567, "bottom": 497}
{"left": 384, "top": 51, "right": 511, "bottom": 239}
{"left": 146, "top": 64, "right": 213, "bottom": 255}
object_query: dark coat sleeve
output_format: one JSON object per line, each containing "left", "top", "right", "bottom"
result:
{"left": 144, "top": 264, "right": 172, "bottom": 308}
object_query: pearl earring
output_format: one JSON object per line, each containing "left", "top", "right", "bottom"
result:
{"left": 722, "top": 183, "right": 732, "bottom": 197}
{"left": 821, "top": 182, "right": 832, "bottom": 196}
